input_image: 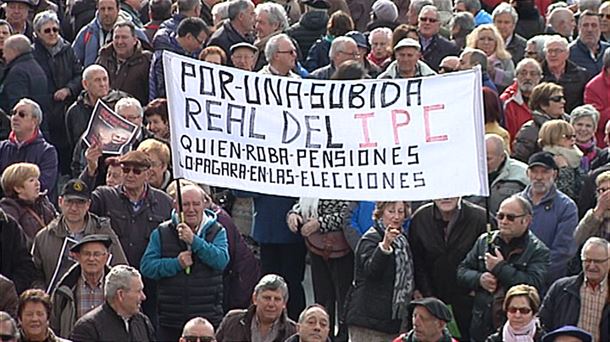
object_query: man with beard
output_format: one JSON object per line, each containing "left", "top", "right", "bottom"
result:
{"left": 501, "top": 58, "right": 543, "bottom": 141}
{"left": 520, "top": 151, "right": 578, "bottom": 286}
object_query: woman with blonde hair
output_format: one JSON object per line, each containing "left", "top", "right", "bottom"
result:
{"left": 486, "top": 284, "right": 545, "bottom": 341}
{"left": 466, "top": 24, "right": 515, "bottom": 90}
{"left": 0, "top": 162, "right": 56, "bottom": 246}
{"left": 538, "top": 120, "right": 584, "bottom": 201}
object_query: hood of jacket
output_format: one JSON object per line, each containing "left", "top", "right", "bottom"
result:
{"left": 300, "top": 11, "right": 329, "bottom": 30}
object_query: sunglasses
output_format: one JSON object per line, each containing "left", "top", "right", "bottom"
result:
{"left": 563, "top": 134, "right": 576, "bottom": 139}
{"left": 121, "top": 166, "right": 147, "bottom": 175}
{"left": 507, "top": 307, "right": 532, "bottom": 314}
{"left": 10, "top": 109, "right": 28, "bottom": 118}
{"left": 419, "top": 17, "right": 439, "bottom": 23}
{"left": 602, "top": 14, "right": 610, "bottom": 19}
{"left": 496, "top": 212, "right": 527, "bottom": 222}
{"left": 43, "top": 27, "right": 59, "bottom": 34}
{"left": 549, "top": 95, "right": 565, "bottom": 102}
{"left": 183, "top": 336, "right": 216, "bottom": 342}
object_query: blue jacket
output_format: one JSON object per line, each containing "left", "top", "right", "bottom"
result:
{"left": 521, "top": 185, "right": 578, "bottom": 285}
{"left": 72, "top": 12, "right": 149, "bottom": 67}
{"left": 569, "top": 38, "right": 610, "bottom": 78}
{"left": 149, "top": 32, "right": 194, "bottom": 101}
{"left": 140, "top": 209, "right": 229, "bottom": 279}
{"left": 232, "top": 191, "right": 301, "bottom": 244}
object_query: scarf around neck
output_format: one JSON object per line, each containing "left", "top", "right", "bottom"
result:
{"left": 542, "top": 145, "right": 583, "bottom": 168}
{"left": 501, "top": 318, "right": 537, "bottom": 342}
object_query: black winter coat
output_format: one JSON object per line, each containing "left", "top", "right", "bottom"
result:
{"left": 0, "top": 208, "right": 35, "bottom": 293}
{"left": 285, "top": 11, "right": 328, "bottom": 63}
{"left": 541, "top": 60, "right": 590, "bottom": 113}
{"left": 207, "top": 21, "right": 254, "bottom": 65}
{"left": 421, "top": 34, "right": 460, "bottom": 72}
{"left": 70, "top": 302, "right": 155, "bottom": 342}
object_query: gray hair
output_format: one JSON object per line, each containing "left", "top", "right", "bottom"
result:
{"left": 432, "top": 0, "right": 452, "bottom": 12}
{"left": 580, "top": 0, "right": 602, "bottom": 12}
{"left": 254, "top": 274, "right": 289, "bottom": 302}
{"left": 212, "top": 1, "right": 230, "bottom": 21}
{"left": 411, "top": 0, "right": 433, "bottom": 16}
{"left": 544, "top": 34, "right": 569, "bottom": 51}
{"left": 570, "top": 104, "right": 600, "bottom": 127}
{"left": 450, "top": 11, "right": 475, "bottom": 33}
{"left": 181, "top": 317, "right": 214, "bottom": 337}
{"left": 329, "top": 36, "right": 356, "bottom": 59}
{"left": 104, "top": 265, "right": 141, "bottom": 299}
{"left": 461, "top": 47, "right": 488, "bottom": 72}
{"left": 264, "top": 33, "right": 291, "bottom": 61}
{"left": 298, "top": 304, "right": 329, "bottom": 323}
{"left": 177, "top": 0, "right": 201, "bottom": 13}
{"left": 83, "top": 64, "right": 108, "bottom": 81}
{"left": 228, "top": 0, "right": 253, "bottom": 21}
{"left": 505, "top": 194, "right": 533, "bottom": 216}
{"left": 33, "top": 10, "right": 59, "bottom": 33}
{"left": 255, "top": 2, "right": 288, "bottom": 31}
{"left": 4, "top": 35, "right": 32, "bottom": 55}
{"left": 0, "top": 311, "right": 19, "bottom": 340}
{"left": 485, "top": 133, "right": 505, "bottom": 156}
{"left": 527, "top": 35, "right": 549, "bottom": 58}
{"left": 115, "top": 97, "right": 143, "bottom": 117}
{"left": 581, "top": 237, "right": 610, "bottom": 258}
{"left": 515, "top": 57, "right": 542, "bottom": 75}
{"left": 16, "top": 98, "right": 43, "bottom": 125}
{"left": 419, "top": 5, "right": 440, "bottom": 19}
{"left": 492, "top": 2, "right": 518, "bottom": 24}
{"left": 604, "top": 48, "right": 610, "bottom": 69}
{"left": 459, "top": 0, "right": 481, "bottom": 12}
{"left": 368, "top": 27, "right": 392, "bottom": 44}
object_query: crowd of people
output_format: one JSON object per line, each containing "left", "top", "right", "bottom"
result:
{"left": 0, "top": 0, "right": 609, "bottom": 341}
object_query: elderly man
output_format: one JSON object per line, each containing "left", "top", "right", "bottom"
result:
{"left": 547, "top": 8, "right": 576, "bottom": 41}
{"left": 501, "top": 58, "right": 543, "bottom": 140}
{"left": 525, "top": 35, "right": 549, "bottom": 64}
{"left": 378, "top": 38, "right": 436, "bottom": 79}
{"left": 393, "top": 298, "right": 456, "bottom": 342}
{"left": 50, "top": 234, "right": 113, "bottom": 338}
{"left": 208, "top": 0, "right": 255, "bottom": 61}
{"left": 65, "top": 65, "right": 129, "bottom": 150}
{"left": 179, "top": 317, "right": 216, "bottom": 342}
{"left": 72, "top": 0, "right": 149, "bottom": 66}
{"left": 570, "top": 10, "right": 610, "bottom": 78}
{"left": 438, "top": 56, "right": 460, "bottom": 73}
{"left": 32, "top": 179, "right": 127, "bottom": 292}
{"left": 542, "top": 35, "right": 590, "bottom": 113}
{"left": 253, "top": 2, "right": 288, "bottom": 70}
{"left": 0, "top": 35, "right": 48, "bottom": 116}
{"left": 459, "top": 48, "right": 497, "bottom": 92}
{"left": 417, "top": 5, "right": 459, "bottom": 72}
{"left": 450, "top": 11, "right": 475, "bottom": 50}
{"left": 149, "top": 17, "right": 209, "bottom": 100}
{"left": 259, "top": 33, "right": 300, "bottom": 78}
{"left": 230, "top": 42, "right": 257, "bottom": 71}
{"left": 539, "top": 237, "right": 610, "bottom": 342}
{"left": 309, "top": 36, "right": 359, "bottom": 79}
{"left": 493, "top": 3, "right": 526, "bottom": 65}
{"left": 468, "top": 134, "right": 529, "bottom": 214}
{"left": 584, "top": 48, "right": 610, "bottom": 146}
{"left": 96, "top": 21, "right": 152, "bottom": 105}
{"left": 600, "top": 1, "right": 610, "bottom": 42}
{"left": 520, "top": 151, "right": 579, "bottom": 285}
{"left": 0, "top": 312, "right": 18, "bottom": 342}
{"left": 284, "top": 305, "right": 330, "bottom": 342}
{"left": 0, "top": 99, "right": 57, "bottom": 200}
{"left": 455, "top": 0, "right": 492, "bottom": 26}
{"left": 140, "top": 184, "right": 229, "bottom": 341}
{"left": 216, "top": 274, "right": 297, "bottom": 341}
{"left": 408, "top": 197, "right": 488, "bottom": 341}
{"left": 70, "top": 265, "right": 155, "bottom": 341}
{"left": 458, "top": 195, "right": 550, "bottom": 340}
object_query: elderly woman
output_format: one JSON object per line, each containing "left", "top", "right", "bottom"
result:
{"left": 486, "top": 284, "right": 544, "bottom": 342}
{"left": 570, "top": 105, "right": 601, "bottom": 172}
{"left": 18, "top": 289, "right": 67, "bottom": 342}
{"left": 512, "top": 82, "right": 568, "bottom": 163}
{"left": 538, "top": 120, "right": 584, "bottom": 201}
{"left": 574, "top": 170, "right": 610, "bottom": 246}
{"left": 367, "top": 27, "right": 393, "bottom": 69}
{"left": 32, "top": 10, "right": 82, "bottom": 176}
{"left": 466, "top": 24, "right": 515, "bottom": 91}
{"left": 198, "top": 46, "right": 227, "bottom": 65}
{"left": 0, "top": 163, "right": 56, "bottom": 246}
{"left": 137, "top": 138, "right": 172, "bottom": 190}
{"left": 345, "top": 201, "right": 414, "bottom": 342}
{"left": 144, "top": 98, "right": 169, "bottom": 141}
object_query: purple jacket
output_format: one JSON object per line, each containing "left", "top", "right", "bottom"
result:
{"left": 0, "top": 131, "right": 58, "bottom": 199}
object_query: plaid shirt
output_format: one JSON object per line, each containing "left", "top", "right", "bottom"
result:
{"left": 578, "top": 277, "right": 607, "bottom": 342}
{"left": 76, "top": 273, "right": 105, "bottom": 319}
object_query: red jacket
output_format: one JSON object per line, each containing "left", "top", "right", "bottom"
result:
{"left": 500, "top": 81, "right": 533, "bottom": 143}
{"left": 584, "top": 70, "right": 610, "bottom": 148}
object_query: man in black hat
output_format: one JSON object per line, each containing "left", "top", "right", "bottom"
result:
{"left": 50, "top": 234, "right": 113, "bottom": 338}
{"left": 519, "top": 151, "right": 578, "bottom": 286}
{"left": 285, "top": 0, "right": 329, "bottom": 62}
{"left": 394, "top": 297, "right": 456, "bottom": 342}
{"left": 32, "top": 179, "right": 127, "bottom": 292}
{"left": 1, "top": 0, "right": 34, "bottom": 39}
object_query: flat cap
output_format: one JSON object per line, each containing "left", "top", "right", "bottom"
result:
{"left": 230, "top": 42, "right": 258, "bottom": 54}
{"left": 118, "top": 150, "right": 152, "bottom": 168}
{"left": 409, "top": 297, "right": 453, "bottom": 322}
{"left": 70, "top": 234, "right": 113, "bottom": 253}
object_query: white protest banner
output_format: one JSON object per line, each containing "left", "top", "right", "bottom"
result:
{"left": 163, "top": 51, "right": 488, "bottom": 201}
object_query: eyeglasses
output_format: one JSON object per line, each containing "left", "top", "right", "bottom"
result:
{"left": 496, "top": 212, "right": 527, "bottom": 222}
{"left": 64, "top": 198, "right": 88, "bottom": 207}
{"left": 121, "top": 166, "right": 147, "bottom": 175}
{"left": 79, "top": 251, "right": 108, "bottom": 259}
{"left": 277, "top": 49, "right": 297, "bottom": 55}
{"left": 546, "top": 48, "right": 566, "bottom": 55}
{"left": 602, "top": 14, "right": 610, "bottom": 20}
{"left": 338, "top": 51, "right": 362, "bottom": 58}
{"left": 549, "top": 95, "right": 565, "bottom": 102}
{"left": 0, "top": 334, "right": 15, "bottom": 342}
{"left": 43, "top": 27, "right": 59, "bottom": 34}
{"left": 10, "top": 109, "right": 29, "bottom": 118}
{"left": 517, "top": 71, "right": 541, "bottom": 77}
{"left": 419, "top": 17, "right": 438, "bottom": 23}
{"left": 192, "top": 33, "right": 205, "bottom": 46}
{"left": 182, "top": 336, "right": 216, "bottom": 342}
{"left": 507, "top": 307, "right": 532, "bottom": 314}
{"left": 563, "top": 134, "right": 576, "bottom": 139}
{"left": 581, "top": 257, "right": 610, "bottom": 265}
{"left": 596, "top": 187, "right": 610, "bottom": 194}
